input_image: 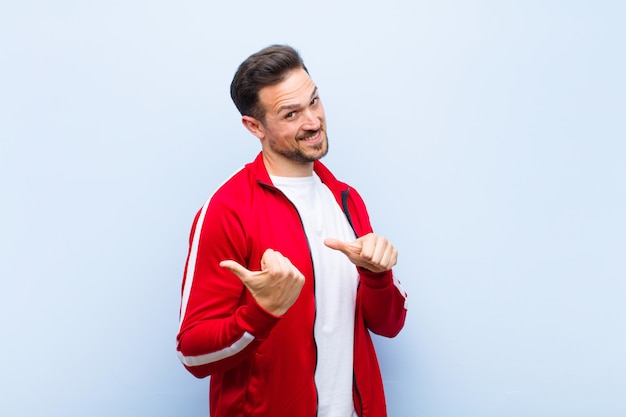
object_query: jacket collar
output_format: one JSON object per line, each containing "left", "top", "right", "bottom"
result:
{"left": 250, "top": 152, "right": 349, "bottom": 194}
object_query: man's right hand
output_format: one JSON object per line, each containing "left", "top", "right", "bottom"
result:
{"left": 220, "top": 249, "right": 305, "bottom": 316}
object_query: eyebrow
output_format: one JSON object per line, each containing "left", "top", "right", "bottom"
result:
{"left": 277, "top": 87, "right": 318, "bottom": 114}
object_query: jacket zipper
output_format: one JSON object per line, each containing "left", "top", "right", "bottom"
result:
{"left": 258, "top": 180, "right": 320, "bottom": 416}
{"left": 342, "top": 188, "right": 365, "bottom": 417}
{"left": 353, "top": 372, "right": 364, "bottom": 416}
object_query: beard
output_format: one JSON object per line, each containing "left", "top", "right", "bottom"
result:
{"left": 271, "top": 130, "right": 329, "bottom": 163}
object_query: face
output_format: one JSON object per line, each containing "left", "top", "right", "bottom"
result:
{"left": 245, "top": 68, "right": 328, "bottom": 176}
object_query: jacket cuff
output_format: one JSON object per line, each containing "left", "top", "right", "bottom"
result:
{"left": 358, "top": 267, "right": 393, "bottom": 290}
{"left": 237, "top": 298, "right": 281, "bottom": 340}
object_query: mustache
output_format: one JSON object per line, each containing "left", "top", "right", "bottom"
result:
{"left": 296, "top": 128, "right": 323, "bottom": 140}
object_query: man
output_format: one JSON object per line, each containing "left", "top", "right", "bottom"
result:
{"left": 176, "top": 45, "right": 408, "bottom": 417}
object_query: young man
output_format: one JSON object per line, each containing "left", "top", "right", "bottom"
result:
{"left": 176, "top": 45, "right": 408, "bottom": 417}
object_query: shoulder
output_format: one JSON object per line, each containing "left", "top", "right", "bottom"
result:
{"left": 206, "top": 164, "right": 257, "bottom": 213}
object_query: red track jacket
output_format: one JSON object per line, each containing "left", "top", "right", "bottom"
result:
{"left": 177, "top": 153, "right": 408, "bottom": 416}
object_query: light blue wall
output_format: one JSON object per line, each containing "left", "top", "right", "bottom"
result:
{"left": 1, "top": 1, "right": 625, "bottom": 416}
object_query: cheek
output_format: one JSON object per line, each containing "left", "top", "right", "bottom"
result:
{"left": 269, "top": 122, "right": 302, "bottom": 142}
{"left": 269, "top": 127, "right": 298, "bottom": 145}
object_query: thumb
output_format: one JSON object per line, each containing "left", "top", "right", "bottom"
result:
{"left": 324, "top": 238, "right": 361, "bottom": 254}
{"left": 219, "top": 260, "right": 250, "bottom": 280}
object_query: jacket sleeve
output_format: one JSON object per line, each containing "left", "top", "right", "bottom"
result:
{"left": 358, "top": 268, "right": 408, "bottom": 337}
{"left": 176, "top": 196, "right": 280, "bottom": 378}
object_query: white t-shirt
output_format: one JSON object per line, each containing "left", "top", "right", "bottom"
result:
{"left": 271, "top": 173, "right": 359, "bottom": 417}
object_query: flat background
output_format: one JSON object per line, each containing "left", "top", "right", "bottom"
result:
{"left": 1, "top": 1, "right": 625, "bottom": 416}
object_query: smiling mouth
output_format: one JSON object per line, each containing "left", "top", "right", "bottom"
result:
{"left": 298, "top": 130, "right": 321, "bottom": 141}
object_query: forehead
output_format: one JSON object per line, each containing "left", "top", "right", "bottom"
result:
{"left": 258, "top": 68, "right": 316, "bottom": 115}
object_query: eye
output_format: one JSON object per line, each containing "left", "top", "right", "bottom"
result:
{"left": 310, "top": 96, "right": 319, "bottom": 106}
{"left": 285, "top": 111, "right": 296, "bottom": 119}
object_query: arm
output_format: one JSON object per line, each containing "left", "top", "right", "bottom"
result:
{"left": 176, "top": 199, "right": 278, "bottom": 378}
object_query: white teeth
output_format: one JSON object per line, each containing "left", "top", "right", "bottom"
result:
{"left": 301, "top": 132, "right": 318, "bottom": 141}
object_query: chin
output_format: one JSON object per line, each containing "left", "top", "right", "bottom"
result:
{"left": 308, "top": 141, "right": 329, "bottom": 162}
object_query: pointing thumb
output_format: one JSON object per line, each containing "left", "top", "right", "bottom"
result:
{"left": 219, "top": 260, "right": 249, "bottom": 279}
{"left": 324, "top": 238, "right": 360, "bottom": 254}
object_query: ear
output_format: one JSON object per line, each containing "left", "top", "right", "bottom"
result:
{"left": 241, "top": 115, "right": 265, "bottom": 140}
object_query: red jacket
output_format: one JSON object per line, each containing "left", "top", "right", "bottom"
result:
{"left": 177, "top": 153, "right": 408, "bottom": 416}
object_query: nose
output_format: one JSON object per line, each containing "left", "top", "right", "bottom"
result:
{"left": 301, "top": 108, "right": 321, "bottom": 131}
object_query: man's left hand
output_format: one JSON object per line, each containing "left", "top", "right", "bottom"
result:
{"left": 324, "top": 233, "right": 398, "bottom": 273}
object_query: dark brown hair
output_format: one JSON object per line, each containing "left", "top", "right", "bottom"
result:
{"left": 230, "top": 45, "right": 308, "bottom": 122}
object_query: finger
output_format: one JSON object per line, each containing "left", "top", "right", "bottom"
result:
{"left": 261, "top": 248, "right": 290, "bottom": 273}
{"left": 379, "top": 245, "right": 398, "bottom": 270}
{"left": 358, "top": 234, "right": 397, "bottom": 272}
{"left": 358, "top": 234, "right": 377, "bottom": 261}
{"left": 371, "top": 237, "right": 391, "bottom": 265}
{"left": 324, "top": 238, "right": 361, "bottom": 255}
{"left": 323, "top": 238, "right": 345, "bottom": 251}
{"left": 219, "top": 260, "right": 250, "bottom": 279}
{"left": 260, "top": 248, "right": 274, "bottom": 270}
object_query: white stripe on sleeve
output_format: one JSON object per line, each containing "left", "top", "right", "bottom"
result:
{"left": 178, "top": 331, "right": 255, "bottom": 367}
{"left": 393, "top": 274, "right": 409, "bottom": 310}
{"left": 178, "top": 197, "right": 211, "bottom": 333}
{"left": 178, "top": 167, "right": 245, "bottom": 332}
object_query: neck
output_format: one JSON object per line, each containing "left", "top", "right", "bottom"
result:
{"left": 262, "top": 152, "right": 314, "bottom": 177}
